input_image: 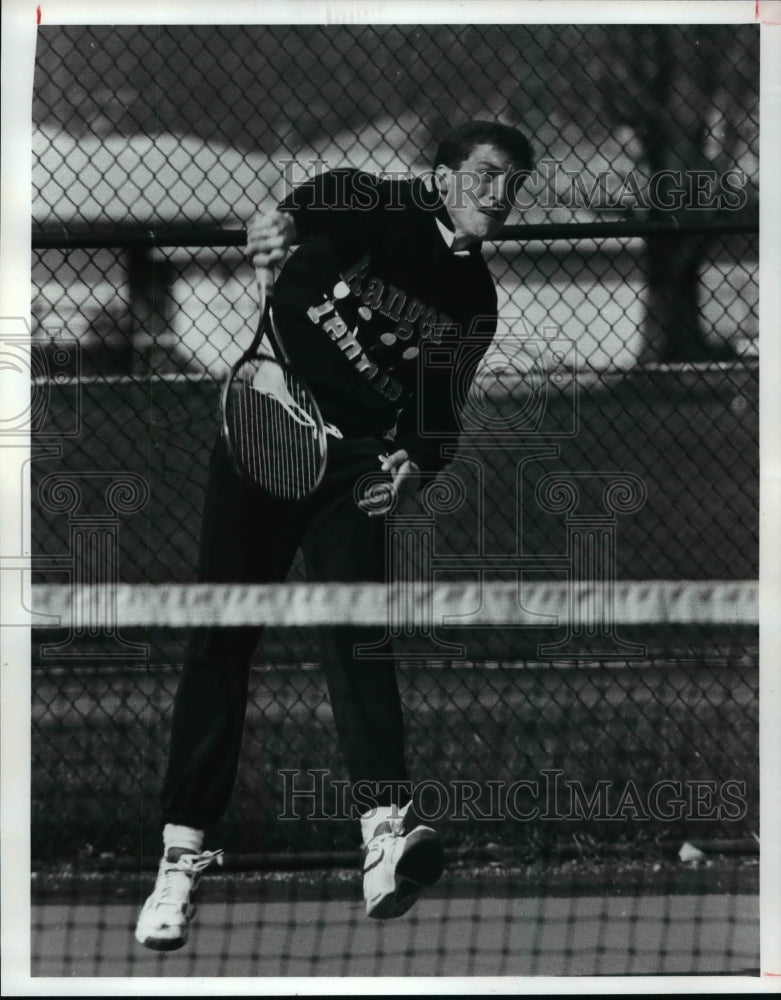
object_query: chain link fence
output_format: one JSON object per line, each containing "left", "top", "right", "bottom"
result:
{"left": 29, "top": 23, "right": 758, "bottom": 863}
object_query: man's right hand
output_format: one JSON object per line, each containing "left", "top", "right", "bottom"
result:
{"left": 246, "top": 208, "right": 297, "bottom": 269}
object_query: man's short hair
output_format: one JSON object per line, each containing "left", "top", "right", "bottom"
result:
{"left": 434, "top": 121, "right": 534, "bottom": 173}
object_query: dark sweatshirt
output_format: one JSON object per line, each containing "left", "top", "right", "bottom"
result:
{"left": 274, "top": 168, "right": 498, "bottom": 475}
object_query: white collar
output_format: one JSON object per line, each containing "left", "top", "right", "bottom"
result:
{"left": 423, "top": 174, "right": 474, "bottom": 256}
{"left": 435, "top": 216, "right": 472, "bottom": 257}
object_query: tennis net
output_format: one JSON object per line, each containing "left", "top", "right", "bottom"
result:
{"left": 30, "top": 578, "right": 758, "bottom": 978}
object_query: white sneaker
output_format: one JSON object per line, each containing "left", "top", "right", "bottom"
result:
{"left": 135, "top": 848, "right": 223, "bottom": 950}
{"left": 361, "top": 804, "right": 444, "bottom": 920}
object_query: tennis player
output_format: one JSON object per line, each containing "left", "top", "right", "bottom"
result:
{"left": 136, "top": 120, "right": 534, "bottom": 949}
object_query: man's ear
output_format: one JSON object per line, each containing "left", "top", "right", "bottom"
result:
{"left": 434, "top": 164, "right": 450, "bottom": 194}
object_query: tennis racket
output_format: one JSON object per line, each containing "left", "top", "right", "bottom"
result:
{"left": 221, "top": 267, "right": 329, "bottom": 500}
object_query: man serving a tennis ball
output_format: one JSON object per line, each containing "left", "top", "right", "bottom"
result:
{"left": 136, "top": 120, "right": 533, "bottom": 950}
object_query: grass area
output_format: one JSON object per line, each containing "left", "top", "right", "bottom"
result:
{"left": 32, "top": 654, "right": 758, "bottom": 862}
{"left": 32, "top": 855, "right": 760, "bottom": 901}
{"left": 31, "top": 367, "right": 758, "bottom": 586}
{"left": 30, "top": 370, "right": 759, "bottom": 863}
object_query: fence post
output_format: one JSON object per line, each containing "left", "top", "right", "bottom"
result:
{"left": 127, "top": 246, "right": 175, "bottom": 375}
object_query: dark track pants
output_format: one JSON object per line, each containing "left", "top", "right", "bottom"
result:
{"left": 161, "top": 433, "right": 409, "bottom": 829}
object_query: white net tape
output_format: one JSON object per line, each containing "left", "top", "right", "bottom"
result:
{"left": 27, "top": 580, "right": 758, "bottom": 629}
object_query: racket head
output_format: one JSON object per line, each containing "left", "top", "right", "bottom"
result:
{"left": 221, "top": 348, "right": 328, "bottom": 500}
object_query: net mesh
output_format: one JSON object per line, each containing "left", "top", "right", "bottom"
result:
{"left": 30, "top": 580, "right": 758, "bottom": 977}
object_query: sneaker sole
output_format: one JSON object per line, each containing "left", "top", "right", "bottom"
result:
{"left": 135, "top": 932, "right": 188, "bottom": 952}
{"left": 367, "top": 828, "right": 445, "bottom": 920}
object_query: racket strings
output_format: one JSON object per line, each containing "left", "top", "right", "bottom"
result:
{"left": 228, "top": 357, "right": 326, "bottom": 499}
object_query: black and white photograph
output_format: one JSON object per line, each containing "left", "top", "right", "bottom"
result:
{"left": 1, "top": 0, "right": 779, "bottom": 992}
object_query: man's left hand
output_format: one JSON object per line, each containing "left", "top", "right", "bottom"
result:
{"left": 358, "top": 449, "right": 420, "bottom": 516}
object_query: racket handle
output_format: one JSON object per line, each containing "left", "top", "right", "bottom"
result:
{"left": 256, "top": 265, "right": 274, "bottom": 316}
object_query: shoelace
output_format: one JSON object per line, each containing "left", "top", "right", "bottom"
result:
{"left": 367, "top": 816, "right": 406, "bottom": 848}
{"left": 387, "top": 814, "right": 405, "bottom": 837}
{"left": 155, "top": 849, "right": 224, "bottom": 906}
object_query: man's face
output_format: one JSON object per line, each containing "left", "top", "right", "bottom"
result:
{"left": 436, "top": 143, "right": 519, "bottom": 245}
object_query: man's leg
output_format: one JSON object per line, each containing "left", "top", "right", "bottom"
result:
{"left": 137, "top": 435, "right": 304, "bottom": 950}
{"left": 300, "top": 444, "right": 444, "bottom": 919}
{"left": 161, "top": 435, "right": 305, "bottom": 829}
{"left": 300, "top": 465, "right": 408, "bottom": 800}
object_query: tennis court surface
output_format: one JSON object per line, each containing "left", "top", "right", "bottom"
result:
{"left": 33, "top": 863, "right": 758, "bottom": 977}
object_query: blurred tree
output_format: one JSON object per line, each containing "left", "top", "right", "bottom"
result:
{"left": 33, "top": 24, "right": 554, "bottom": 152}
{"left": 552, "top": 24, "right": 758, "bottom": 362}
